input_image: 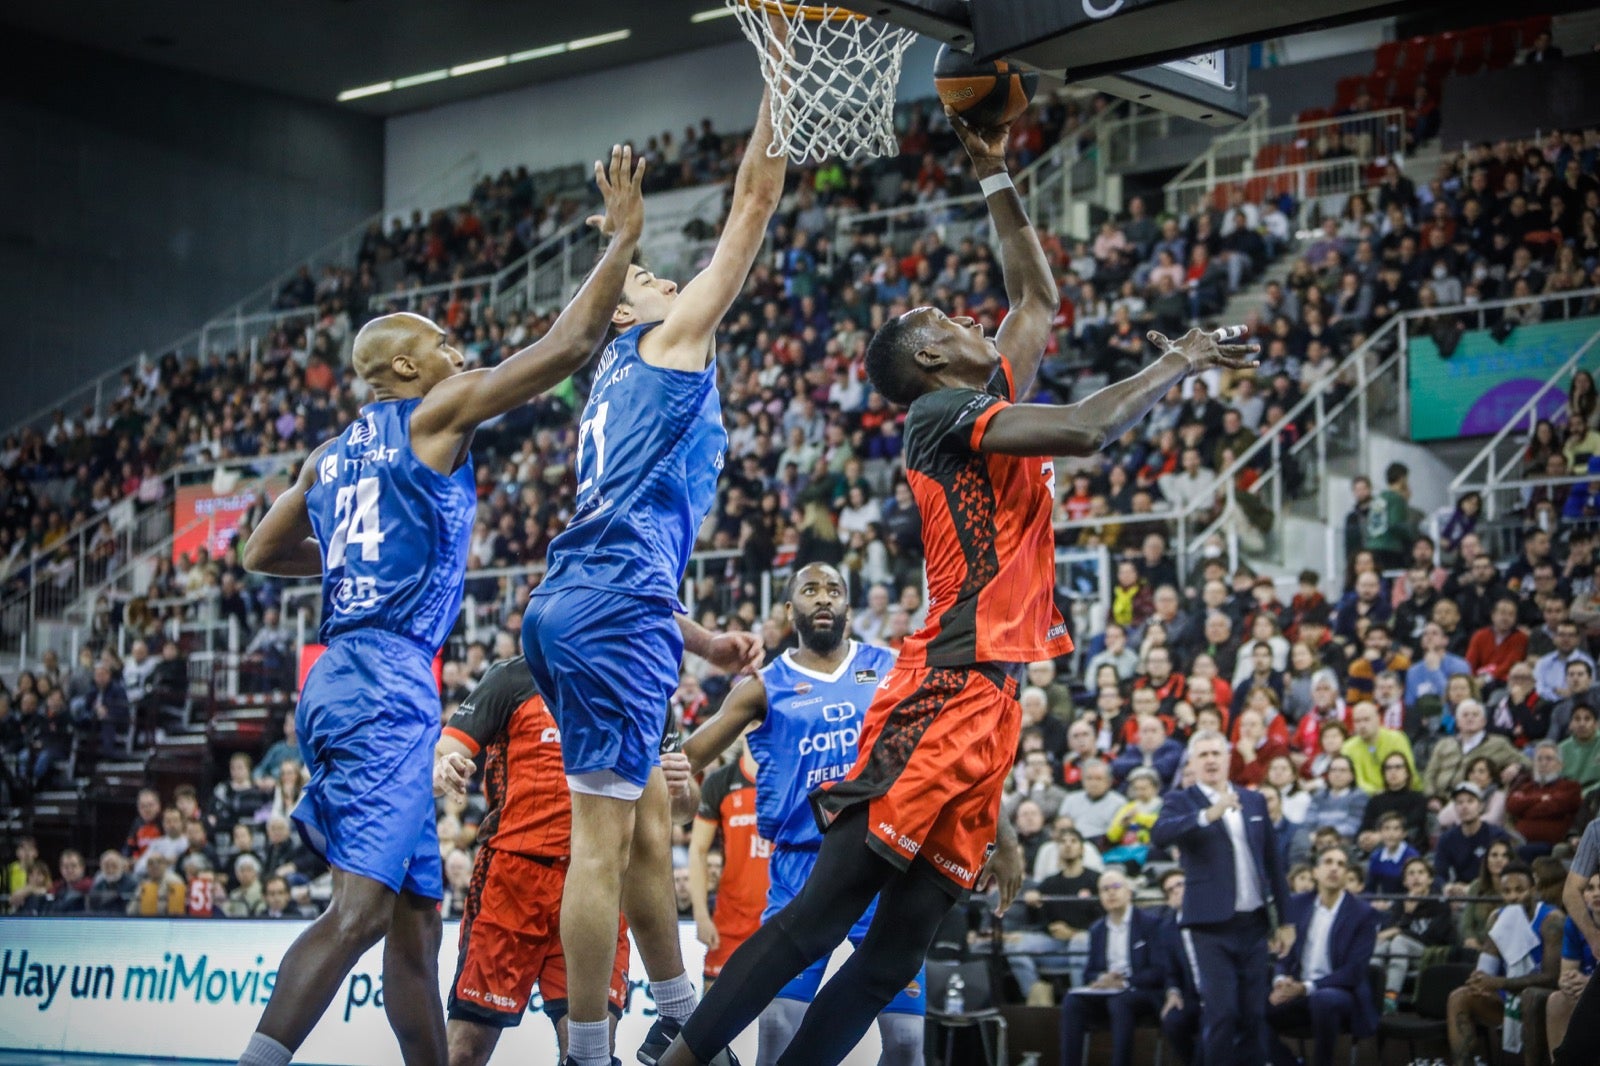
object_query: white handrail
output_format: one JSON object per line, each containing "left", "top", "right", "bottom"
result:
{"left": 1167, "top": 104, "right": 1402, "bottom": 191}
{"left": 1450, "top": 318, "right": 1600, "bottom": 492}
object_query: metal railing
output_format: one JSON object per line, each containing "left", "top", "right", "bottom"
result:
{"left": 1450, "top": 309, "right": 1600, "bottom": 494}
{"left": 830, "top": 99, "right": 1151, "bottom": 262}
{"left": 1446, "top": 473, "right": 1600, "bottom": 556}
{"left": 1165, "top": 105, "right": 1403, "bottom": 211}
{"left": 367, "top": 211, "right": 601, "bottom": 321}
{"left": 1164, "top": 157, "right": 1365, "bottom": 222}
{"left": 0, "top": 453, "right": 307, "bottom": 659}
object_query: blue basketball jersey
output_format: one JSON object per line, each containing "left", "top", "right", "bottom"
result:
{"left": 537, "top": 324, "right": 726, "bottom": 609}
{"left": 304, "top": 399, "right": 475, "bottom": 653}
{"left": 747, "top": 641, "right": 897, "bottom": 848}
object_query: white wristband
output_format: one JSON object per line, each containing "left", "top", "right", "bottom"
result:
{"left": 979, "top": 172, "right": 1014, "bottom": 197}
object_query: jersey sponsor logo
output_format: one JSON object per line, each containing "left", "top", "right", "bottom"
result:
{"left": 319, "top": 452, "right": 339, "bottom": 484}
{"left": 347, "top": 415, "right": 379, "bottom": 447}
{"left": 726, "top": 813, "right": 759, "bottom": 828}
{"left": 461, "top": 987, "right": 518, "bottom": 1010}
{"left": 798, "top": 727, "right": 858, "bottom": 755}
{"left": 821, "top": 702, "right": 858, "bottom": 723}
{"left": 331, "top": 576, "right": 380, "bottom": 612}
{"left": 878, "top": 821, "right": 921, "bottom": 856}
{"left": 805, "top": 763, "right": 851, "bottom": 789}
{"left": 794, "top": 682, "right": 813, "bottom": 695}
{"left": 929, "top": 851, "right": 974, "bottom": 881}
{"left": 853, "top": 670, "right": 878, "bottom": 685}
{"left": 540, "top": 727, "right": 560, "bottom": 744}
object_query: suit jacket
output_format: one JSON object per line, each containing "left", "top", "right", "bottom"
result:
{"left": 1084, "top": 905, "right": 1167, "bottom": 992}
{"left": 1151, "top": 784, "right": 1292, "bottom": 928}
{"left": 1158, "top": 911, "right": 1197, "bottom": 998}
{"left": 1276, "top": 890, "right": 1381, "bottom": 1037}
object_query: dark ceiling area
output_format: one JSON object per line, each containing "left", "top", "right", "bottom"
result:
{"left": 0, "top": 0, "right": 748, "bottom": 116}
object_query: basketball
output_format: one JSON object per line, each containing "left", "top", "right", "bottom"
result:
{"left": 932, "top": 44, "right": 1038, "bottom": 129}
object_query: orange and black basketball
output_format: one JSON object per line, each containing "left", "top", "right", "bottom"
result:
{"left": 933, "top": 44, "right": 1037, "bottom": 129}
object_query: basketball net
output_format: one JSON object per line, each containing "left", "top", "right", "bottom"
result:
{"left": 727, "top": 0, "right": 917, "bottom": 165}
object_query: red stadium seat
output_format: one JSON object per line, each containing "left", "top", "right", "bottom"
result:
{"left": 1375, "top": 40, "right": 1401, "bottom": 72}
{"left": 1397, "top": 36, "right": 1431, "bottom": 71}
{"left": 1333, "top": 75, "right": 1362, "bottom": 112}
{"left": 1517, "top": 15, "right": 1552, "bottom": 47}
{"left": 1390, "top": 69, "right": 1420, "bottom": 108}
{"left": 1456, "top": 26, "right": 1489, "bottom": 62}
{"left": 1256, "top": 144, "right": 1285, "bottom": 169}
{"left": 1434, "top": 32, "right": 1460, "bottom": 64}
{"left": 1362, "top": 72, "right": 1392, "bottom": 105}
{"left": 1243, "top": 176, "right": 1272, "bottom": 204}
{"left": 1486, "top": 26, "right": 1517, "bottom": 69}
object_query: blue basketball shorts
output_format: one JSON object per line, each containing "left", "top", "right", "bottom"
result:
{"left": 764, "top": 845, "right": 927, "bottom": 1015}
{"left": 293, "top": 630, "right": 442, "bottom": 899}
{"left": 522, "top": 587, "right": 681, "bottom": 791}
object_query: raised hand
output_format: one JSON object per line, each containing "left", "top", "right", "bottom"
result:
{"left": 944, "top": 105, "right": 1010, "bottom": 171}
{"left": 585, "top": 144, "right": 647, "bottom": 242}
{"left": 1147, "top": 325, "right": 1260, "bottom": 375}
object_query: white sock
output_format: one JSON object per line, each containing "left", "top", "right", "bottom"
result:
{"left": 238, "top": 1032, "right": 292, "bottom": 1066}
{"left": 567, "top": 1018, "right": 612, "bottom": 1065}
{"left": 651, "top": 970, "right": 698, "bottom": 1024}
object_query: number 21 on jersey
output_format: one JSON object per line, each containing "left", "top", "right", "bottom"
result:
{"left": 576, "top": 401, "right": 610, "bottom": 496}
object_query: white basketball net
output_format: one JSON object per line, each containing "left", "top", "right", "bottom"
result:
{"left": 727, "top": 0, "right": 918, "bottom": 165}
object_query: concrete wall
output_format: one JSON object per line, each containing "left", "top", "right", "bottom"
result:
{"left": 0, "top": 32, "right": 383, "bottom": 429}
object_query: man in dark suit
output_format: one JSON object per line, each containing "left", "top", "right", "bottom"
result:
{"left": 1060, "top": 868, "right": 1167, "bottom": 1066}
{"left": 1151, "top": 729, "right": 1295, "bottom": 1066}
{"left": 1156, "top": 870, "right": 1202, "bottom": 1066}
{"left": 1266, "top": 847, "right": 1380, "bottom": 1066}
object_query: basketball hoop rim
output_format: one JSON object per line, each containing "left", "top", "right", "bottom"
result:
{"left": 730, "top": 0, "right": 869, "bottom": 24}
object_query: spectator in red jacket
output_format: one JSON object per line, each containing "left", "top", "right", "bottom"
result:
{"left": 1505, "top": 741, "right": 1582, "bottom": 860}
{"left": 1465, "top": 597, "right": 1530, "bottom": 685}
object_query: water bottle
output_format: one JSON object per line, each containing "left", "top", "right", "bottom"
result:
{"left": 944, "top": 971, "right": 965, "bottom": 1014}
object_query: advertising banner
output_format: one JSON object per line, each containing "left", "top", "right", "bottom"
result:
{"left": 0, "top": 918, "right": 883, "bottom": 1065}
{"left": 171, "top": 477, "right": 287, "bottom": 564}
{"left": 1407, "top": 317, "right": 1600, "bottom": 442}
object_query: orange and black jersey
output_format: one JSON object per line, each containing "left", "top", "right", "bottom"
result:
{"left": 900, "top": 356, "right": 1074, "bottom": 668}
{"left": 695, "top": 757, "right": 770, "bottom": 936}
{"left": 442, "top": 658, "right": 569, "bottom": 861}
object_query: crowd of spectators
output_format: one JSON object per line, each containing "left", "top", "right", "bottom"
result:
{"left": 11, "top": 33, "right": 1600, "bottom": 1062}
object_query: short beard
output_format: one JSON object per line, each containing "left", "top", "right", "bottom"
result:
{"left": 795, "top": 612, "right": 847, "bottom": 656}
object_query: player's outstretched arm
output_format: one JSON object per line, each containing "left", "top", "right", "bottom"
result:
{"left": 642, "top": 87, "right": 787, "bottom": 371}
{"left": 979, "top": 326, "right": 1258, "bottom": 458}
{"left": 241, "top": 446, "right": 327, "bottom": 577}
{"left": 412, "top": 145, "right": 646, "bottom": 446}
{"left": 947, "top": 107, "right": 1058, "bottom": 399}
{"left": 682, "top": 675, "right": 768, "bottom": 774}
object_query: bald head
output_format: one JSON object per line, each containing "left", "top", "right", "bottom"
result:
{"left": 351, "top": 312, "right": 453, "bottom": 388}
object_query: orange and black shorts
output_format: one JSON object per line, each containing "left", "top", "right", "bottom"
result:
{"left": 448, "top": 845, "right": 630, "bottom": 1028}
{"left": 703, "top": 922, "right": 758, "bottom": 980}
{"left": 811, "top": 661, "right": 1025, "bottom": 894}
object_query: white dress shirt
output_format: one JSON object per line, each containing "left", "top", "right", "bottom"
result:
{"left": 1105, "top": 912, "right": 1132, "bottom": 976}
{"left": 1196, "top": 782, "right": 1264, "bottom": 912}
{"left": 1298, "top": 891, "right": 1345, "bottom": 990}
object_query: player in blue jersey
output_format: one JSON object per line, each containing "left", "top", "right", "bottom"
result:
{"left": 232, "top": 146, "right": 646, "bottom": 1066}
{"left": 520, "top": 59, "right": 783, "bottom": 1066}
{"left": 681, "top": 564, "right": 926, "bottom": 1066}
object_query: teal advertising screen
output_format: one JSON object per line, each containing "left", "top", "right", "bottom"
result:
{"left": 1408, "top": 317, "right": 1600, "bottom": 441}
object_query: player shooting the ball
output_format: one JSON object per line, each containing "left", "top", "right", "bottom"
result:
{"left": 658, "top": 101, "right": 1259, "bottom": 1066}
